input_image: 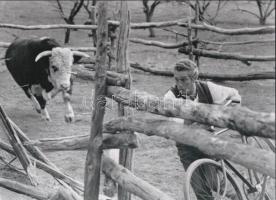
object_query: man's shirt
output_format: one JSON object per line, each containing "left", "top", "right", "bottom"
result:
{"left": 164, "top": 81, "right": 241, "bottom": 123}
{"left": 164, "top": 81, "right": 241, "bottom": 105}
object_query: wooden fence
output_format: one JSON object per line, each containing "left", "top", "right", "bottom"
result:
{"left": 0, "top": 1, "right": 275, "bottom": 200}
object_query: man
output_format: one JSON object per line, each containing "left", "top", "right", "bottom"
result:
{"left": 164, "top": 59, "right": 241, "bottom": 200}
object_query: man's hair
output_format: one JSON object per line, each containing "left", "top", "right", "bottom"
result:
{"left": 174, "top": 59, "right": 199, "bottom": 80}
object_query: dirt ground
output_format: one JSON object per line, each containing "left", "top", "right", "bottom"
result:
{"left": 0, "top": 1, "right": 275, "bottom": 200}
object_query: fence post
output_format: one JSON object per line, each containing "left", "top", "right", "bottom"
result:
{"left": 84, "top": 1, "right": 108, "bottom": 200}
{"left": 114, "top": 1, "right": 133, "bottom": 200}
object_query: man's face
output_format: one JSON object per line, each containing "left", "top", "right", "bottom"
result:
{"left": 174, "top": 72, "right": 196, "bottom": 96}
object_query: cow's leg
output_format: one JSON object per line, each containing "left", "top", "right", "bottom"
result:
{"left": 30, "top": 85, "right": 51, "bottom": 121}
{"left": 62, "top": 91, "right": 74, "bottom": 123}
{"left": 23, "top": 87, "right": 41, "bottom": 113}
{"left": 35, "top": 95, "right": 50, "bottom": 121}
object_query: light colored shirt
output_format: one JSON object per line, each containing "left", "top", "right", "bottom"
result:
{"left": 164, "top": 81, "right": 241, "bottom": 123}
{"left": 164, "top": 81, "right": 241, "bottom": 105}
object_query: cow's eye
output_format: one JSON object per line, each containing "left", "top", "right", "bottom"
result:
{"left": 52, "top": 65, "right": 58, "bottom": 72}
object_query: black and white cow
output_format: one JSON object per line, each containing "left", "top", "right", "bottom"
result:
{"left": 5, "top": 37, "right": 89, "bottom": 122}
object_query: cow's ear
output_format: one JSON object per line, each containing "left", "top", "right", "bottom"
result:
{"left": 73, "top": 55, "right": 82, "bottom": 64}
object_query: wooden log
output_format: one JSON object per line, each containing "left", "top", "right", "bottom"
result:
{"left": 102, "top": 156, "right": 176, "bottom": 200}
{"left": 179, "top": 22, "right": 275, "bottom": 35}
{"left": 178, "top": 46, "right": 275, "bottom": 62}
{"left": 114, "top": 2, "right": 133, "bottom": 200}
{"left": 0, "top": 41, "right": 9, "bottom": 48}
{"left": 1, "top": 38, "right": 274, "bottom": 50}
{"left": 0, "top": 177, "right": 51, "bottom": 200}
{"left": 24, "top": 133, "right": 138, "bottom": 151}
{"left": 7, "top": 118, "right": 83, "bottom": 195}
{"left": 8, "top": 118, "right": 57, "bottom": 169}
{"left": 0, "top": 106, "right": 37, "bottom": 185}
{"left": 106, "top": 86, "right": 275, "bottom": 139}
{"left": 0, "top": 21, "right": 274, "bottom": 35}
{"left": 73, "top": 66, "right": 128, "bottom": 86}
{"left": 130, "top": 62, "right": 275, "bottom": 81}
{"left": 0, "top": 178, "right": 81, "bottom": 200}
{"left": 84, "top": 2, "right": 108, "bottom": 200}
{"left": 49, "top": 187, "right": 82, "bottom": 200}
{"left": 129, "top": 38, "right": 190, "bottom": 49}
{"left": 0, "top": 139, "right": 84, "bottom": 192}
{"left": 199, "top": 38, "right": 275, "bottom": 46}
{"left": 199, "top": 71, "right": 276, "bottom": 81}
{"left": 0, "top": 19, "right": 185, "bottom": 31}
{"left": 0, "top": 42, "right": 97, "bottom": 52}
{"left": 69, "top": 46, "right": 97, "bottom": 52}
{"left": 104, "top": 116, "right": 275, "bottom": 178}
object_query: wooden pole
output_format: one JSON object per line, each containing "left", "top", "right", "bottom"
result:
{"left": 84, "top": 1, "right": 108, "bottom": 200}
{"left": 107, "top": 86, "right": 275, "bottom": 139}
{"left": 0, "top": 106, "right": 37, "bottom": 185}
{"left": 0, "top": 21, "right": 274, "bottom": 35}
{"left": 187, "top": 6, "right": 193, "bottom": 60}
{"left": 178, "top": 46, "right": 275, "bottom": 62}
{"left": 0, "top": 139, "right": 84, "bottom": 191}
{"left": 194, "top": 0, "right": 200, "bottom": 66}
{"left": 0, "top": 177, "right": 50, "bottom": 200}
{"left": 129, "top": 62, "right": 275, "bottom": 81}
{"left": 102, "top": 156, "right": 176, "bottom": 200}
{"left": 104, "top": 116, "right": 275, "bottom": 178}
{"left": 113, "top": 2, "right": 133, "bottom": 200}
{"left": 25, "top": 133, "right": 139, "bottom": 151}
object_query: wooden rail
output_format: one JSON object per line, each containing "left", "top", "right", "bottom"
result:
{"left": 0, "top": 21, "right": 274, "bottom": 35}
{"left": 107, "top": 86, "right": 275, "bottom": 139}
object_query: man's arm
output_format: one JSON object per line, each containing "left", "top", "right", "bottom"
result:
{"left": 164, "top": 90, "right": 185, "bottom": 123}
{"left": 207, "top": 81, "right": 241, "bottom": 105}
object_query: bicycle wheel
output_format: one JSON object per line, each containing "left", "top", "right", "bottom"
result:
{"left": 241, "top": 136, "right": 275, "bottom": 200}
{"left": 184, "top": 158, "right": 246, "bottom": 200}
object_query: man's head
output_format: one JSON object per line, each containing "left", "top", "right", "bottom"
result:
{"left": 173, "top": 59, "right": 198, "bottom": 96}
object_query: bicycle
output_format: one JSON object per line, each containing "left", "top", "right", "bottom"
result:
{"left": 183, "top": 100, "right": 275, "bottom": 200}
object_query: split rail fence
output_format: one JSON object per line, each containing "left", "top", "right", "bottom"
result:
{"left": 0, "top": 1, "right": 275, "bottom": 200}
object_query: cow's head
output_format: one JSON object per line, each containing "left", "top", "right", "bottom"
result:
{"left": 35, "top": 47, "right": 89, "bottom": 91}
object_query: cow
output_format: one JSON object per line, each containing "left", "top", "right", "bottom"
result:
{"left": 5, "top": 37, "right": 89, "bottom": 123}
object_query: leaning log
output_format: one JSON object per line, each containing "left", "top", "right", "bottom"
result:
{"left": 24, "top": 133, "right": 138, "bottom": 151}
{"left": 0, "top": 140, "right": 84, "bottom": 192}
{"left": 104, "top": 116, "right": 275, "bottom": 178}
{"left": 107, "top": 86, "right": 275, "bottom": 139}
{"left": 8, "top": 118, "right": 57, "bottom": 169}
{"left": 178, "top": 46, "right": 275, "bottom": 62}
{"left": 0, "top": 106, "right": 37, "bottom": 185}
{"left": 130, "top": 62, "right": 275, "bottom": 81}
{"left": 102, "top": 156, "right": 175, "bottom": 200}
{"left": 0, "top": 177, "right": 51, "bottom": 200}
{"left": 0, "top": 178, "right": 81, "bottom": 200}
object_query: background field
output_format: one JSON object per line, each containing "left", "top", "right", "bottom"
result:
{"left": 0, "top": 1, "right": 275, "bottom": 200}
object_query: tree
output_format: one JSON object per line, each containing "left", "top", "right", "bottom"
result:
{"left": 55, "top": 0, "right": 85, "bottom": 44}
{"left": 142, "top": 0, "right": 161, "bottom": 37}
{"left": 236, "top": 0, "right": 275, "bottom": 25}
{"left": 183, "top": 0, "right": 228, "bottom": 23}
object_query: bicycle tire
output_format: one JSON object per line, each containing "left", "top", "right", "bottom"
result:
{"left": 184, "top": 158, "right": 246, "bottom": 200}
{"left": 241, "top": 136, "right": 274, "bottom": 200}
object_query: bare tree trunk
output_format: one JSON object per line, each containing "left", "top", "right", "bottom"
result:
{"left": 146, "top": 12, "right": 155, "bottom": 37}
{"left": 64, "top": 29, "right": 71, "bottom": 44}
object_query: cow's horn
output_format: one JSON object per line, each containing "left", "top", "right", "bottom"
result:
{"left": 35, "top": 51, "right": 52, "bottom": 62}
{"left": 72, "top": 51, "right": 90, "bottom": 58}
